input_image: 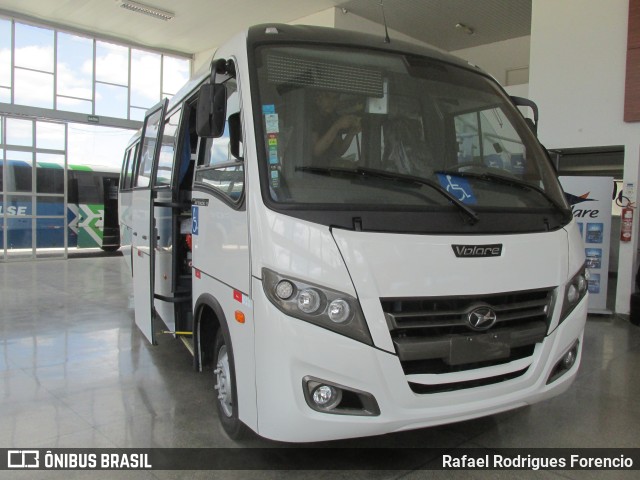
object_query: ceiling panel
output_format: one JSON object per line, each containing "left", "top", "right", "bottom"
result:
{"left": 0, "top": 0, "right": 531, "bottom": 55}
{"left": 339, "top": 0, "right": 532, "bottom": 51}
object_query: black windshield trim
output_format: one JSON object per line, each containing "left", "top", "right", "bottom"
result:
{"left": 272, "top": 208, "right": 566, "bottom": 235}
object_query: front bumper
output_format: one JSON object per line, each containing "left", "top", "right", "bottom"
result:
{"left": 252, "top": 278, "right": 587, "bottom": 442}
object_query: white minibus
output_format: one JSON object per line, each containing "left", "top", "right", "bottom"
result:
{"left": 119, "top": 24, "right": 587, "bottom": 442}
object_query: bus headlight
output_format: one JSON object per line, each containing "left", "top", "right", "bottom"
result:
{"left": 560, "top": 266, "right": 588, "bottom": 323}
{"left": 262, "top": 268, "right": 373, "bottom": 345}
{"left": 298, "top": 289, "right": 322, "bottom": 314}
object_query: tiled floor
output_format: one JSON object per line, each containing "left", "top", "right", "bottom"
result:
{"left": 1, "top": 256, "right": 639, "bottom": 479}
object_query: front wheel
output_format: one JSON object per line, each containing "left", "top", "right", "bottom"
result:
{"left": 213, "top": 328, "right": 246, "bottom": 439}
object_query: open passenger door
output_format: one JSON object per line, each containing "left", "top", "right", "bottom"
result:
{"left": 132, "top": 99, "right": 168, "bottom": 344}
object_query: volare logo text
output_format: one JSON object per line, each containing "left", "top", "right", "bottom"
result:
{"left": 452, "top": 244, "right": 503, "bottom": 258}
{"left": 571, "top": 206, "right": 600, "bottom": 218}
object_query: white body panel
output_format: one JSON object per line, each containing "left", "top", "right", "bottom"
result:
{"left": 191, "top": 191, "right": 250, "bottom": 296}
{"left": 119, "top": 191, "right": 133, "bottom": 273}
{"left": 332, "top": 228, "right": 570, "bottom": 353}
{"left": 248, "top": 212, "right": 586, "bottom": 441}
{"left": 131, "top": 189, "right": 153, "bottom": 343}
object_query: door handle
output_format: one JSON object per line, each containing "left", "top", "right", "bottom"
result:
{"left": 142, "top": 235, "right": 148, "bottom": 240}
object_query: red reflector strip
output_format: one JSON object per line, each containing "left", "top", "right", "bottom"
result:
{"left": 233, "top": 290, "right": 243, "bottom": 303}
{"left": 195, "top": 269, "right": 201, "bottom": 279}
{"left": 137, "top": 249, "right": 142, "bottom": 257}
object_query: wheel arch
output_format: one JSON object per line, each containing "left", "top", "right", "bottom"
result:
{"left": 193, "top": 293, "right": 231, "bottom": 372}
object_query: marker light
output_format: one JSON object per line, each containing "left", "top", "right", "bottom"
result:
{"left": 275, "top": 280, "right": 294, "bottom": 300}
{"left": 298, "top": 289, "right": 321, "bottom": 314}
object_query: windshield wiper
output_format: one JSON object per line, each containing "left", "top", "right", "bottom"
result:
{"left": 296, "top": 166, "right": 479, "bottom": 225}
{"left": 435, "top": 170, "right": 572, "bottom": 221}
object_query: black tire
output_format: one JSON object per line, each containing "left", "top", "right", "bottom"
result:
{"left": 213, "top": 328, "right": 246, "bottom": 439}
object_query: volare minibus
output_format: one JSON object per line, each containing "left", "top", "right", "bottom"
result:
{"left": 119, "top": 24, "right": 587, "bottom": 442}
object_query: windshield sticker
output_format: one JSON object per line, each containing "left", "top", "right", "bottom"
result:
{"left": 436, "top": 174, "right": 478, "bottom": 204}
{"left": 270, "top": 167, "right": 280, "bottom": 188}
{"left": 262, "top": 104, "right": 275, "bottom": 114}
{"left": 265, "top": 113, "right": 279, "bottom": 133}
{"left": 268, "top": 133, "right": 279, "bottom": 164}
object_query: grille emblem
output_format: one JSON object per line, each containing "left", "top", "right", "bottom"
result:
{"left": 467, "top": 306, "right": 497, "bottom": 331}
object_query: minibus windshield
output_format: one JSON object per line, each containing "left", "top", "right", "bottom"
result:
{"left": 253, "top": 45, "right": 570, "bottom": 230}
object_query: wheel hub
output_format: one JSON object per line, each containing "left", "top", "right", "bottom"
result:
{"left": 214, "top": 345, "right": 233, "bottom": 417}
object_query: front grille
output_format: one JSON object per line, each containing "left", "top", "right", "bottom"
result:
{"left": 382, "top": 288, "right": 555, "bottom": 381}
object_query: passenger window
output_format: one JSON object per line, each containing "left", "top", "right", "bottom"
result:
{"left": 195, "top": 78, "right": 244, "bottom": 204}
{"left": 120, "top": 148, "right": 131, "bottom": 191}
{"left": 124, "top": 143, "right": 138, "bottom": 190}
{"left": 120, "top": 143, "right": 138, "bottom": 191}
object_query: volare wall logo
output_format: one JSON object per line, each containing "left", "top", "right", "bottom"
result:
{"left": 565, "top": 191, "right": 600, "bottom": 218}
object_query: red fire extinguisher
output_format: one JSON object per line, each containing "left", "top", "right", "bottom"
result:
{"left": 621, "top": 206, "right": 634, "bottom": 242}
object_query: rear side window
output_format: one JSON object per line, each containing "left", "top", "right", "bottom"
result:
{"left": 120, "top": 142, "right": 139, "bottom": 191}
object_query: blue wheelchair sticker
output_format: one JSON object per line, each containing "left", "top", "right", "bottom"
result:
{"left": 436, "top": 174, "right": 477, "bottom": 204}
{"left": 192, "top": 206, "right": 199, "bottom": 235}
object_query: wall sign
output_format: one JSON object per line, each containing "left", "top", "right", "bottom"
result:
{"left": 560, "top": 176, "right": 613, "bottom": 314}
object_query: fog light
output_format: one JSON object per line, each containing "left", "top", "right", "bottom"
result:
{"left": 312, "top": 385, "right": 341, "bottom": 409}
{"left": 562, "top": 346, "right": 577, "bottom": 369}
{"left": 303, "top": 376, "right": 380, "bottom": 416}
{"left": 547, "top": 340, "right": 580, "bottom": 384}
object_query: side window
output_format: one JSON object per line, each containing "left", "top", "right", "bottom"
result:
{"left": 195, "top": 77, "right": 244, "bottom": 204}
{"left": 124, "top": 143, "right": 139, "bottom": 189}
{"left": 120, "top": 148, "right": 130, "bottom": 191}
{"left": 155, "top": 108, "right": 181, "bottom": 186}
{"left": 120, "top": 144, "right": 136, "bottom": 190}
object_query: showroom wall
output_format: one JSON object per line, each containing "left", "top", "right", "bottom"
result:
{"left": 451, "top": 35, "right": 531, "bottom": 88}
{"left": 528, "top": 0, "right": 639, "bottom": 313}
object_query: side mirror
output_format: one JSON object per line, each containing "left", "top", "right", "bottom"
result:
{"left": 228, "top": 112, "right": 243, "bottom": 160}
{"left": 196, "top": 83, "right": 227, "bottom": 138}
{"left": 511, "top": 96, "right": 539, "bottom": 135}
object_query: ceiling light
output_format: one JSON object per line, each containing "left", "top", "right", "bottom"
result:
{"left": 455, "top": 23, "right": 475, "bottom": 35}
{"left": 120, "top": 1, "right": 175, "bottom": 21}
